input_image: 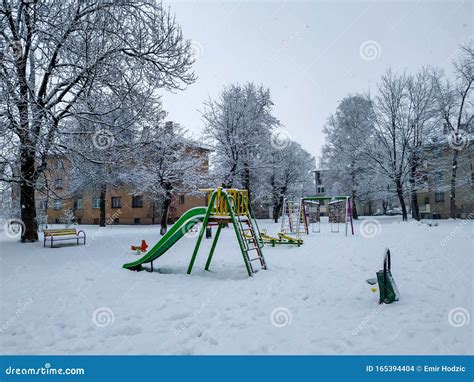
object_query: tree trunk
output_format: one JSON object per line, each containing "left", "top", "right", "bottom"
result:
{"left": 409, "top": 159, "right": 420, "bottom": 221}
{"left": 351, "top": 190, "right": 358, "bottom": 220}
{"left": 450, "top": 150, "right": 459, "bottom": 219}
{"left": 411, "top": 192, "right": 420, "bottom": 221}
{"left": 99, "top": 184, "right": 106, "bottom": 227}
{"left": 243, "top": 165, "right": 251, "bottom": 200}
{"left": 160, "top": 186, "right": 173, "bottom": 235}
{"left": 20, "top": 181, "right": 38, "bottom": 242}
{"left": 19, "top": 151, "right": 38, "bottom": 242}
{"left": 350, "top": 164, "right": 358, "bottom": 219}
{"left": 273, "top": 196, "right": 284, "bottom": 223}
{"left": 151, "top": 202, "right": 156, "bottom": 224}
{"left": 160, "top": 197, "right": 172, "bottom": 235}
{"left": 395, "top": 177, "right": 408, "bottom": 221}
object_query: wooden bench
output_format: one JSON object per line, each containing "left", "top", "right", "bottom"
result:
{"left": 43, "top": 228, "right": 86, "bottom": 248}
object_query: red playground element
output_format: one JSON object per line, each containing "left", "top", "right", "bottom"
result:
{"left": 131, "top": 240, "right": 148, "bottom": 252}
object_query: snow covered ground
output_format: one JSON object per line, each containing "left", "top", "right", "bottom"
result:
{"left": 0, "top": 216, "right": 472, "bottom": 355}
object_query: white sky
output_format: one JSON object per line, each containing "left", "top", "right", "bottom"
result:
{"left": 161, "top": 0, "right": 472, "bottom": 162}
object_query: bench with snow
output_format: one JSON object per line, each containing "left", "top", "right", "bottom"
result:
{"left": 43, "top": 228, "right": 86, "bottom": 248}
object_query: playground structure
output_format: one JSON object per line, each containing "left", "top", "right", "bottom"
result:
{"left": 244, "top": 228, "right": 303, "bottom": 247}
{"left": 281, "top": 196, "right": 354, "bottom": 237}
{"left": 328, "top": 199, "right": 348, "bottom": 233}
{"left": 281, "top": 200, "right": 308, "bottom": 235}
{"left": 123, "top": 188, "right": 266, "bottom": 277}
{"left": 303, "top": 200, "right": 321, "bottom": 233}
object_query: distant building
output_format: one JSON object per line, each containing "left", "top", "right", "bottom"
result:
{"left": 35, "top": 129, "right": 211, "bottom": 226}
{"left": 416, "top": 136, "right": 473, "bottom": 219}
{"left": 311, "top": 169, "right": 330, "bottom": 215}
{"left": 313, "top": 169, "right": 326, "bottom": 196}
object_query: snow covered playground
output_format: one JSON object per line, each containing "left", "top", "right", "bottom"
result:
{"left": 0, "top": 188, "right": 472, "bottom": 355}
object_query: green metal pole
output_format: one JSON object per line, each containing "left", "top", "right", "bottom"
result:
{"left": 205, "top": 223, "right": 222, "bottom": 271}
{"left": 187, "top": 191, "right": 217, "bottom": 274}
{"left": 247, "top": 201, "right": 263, "bottom": 247}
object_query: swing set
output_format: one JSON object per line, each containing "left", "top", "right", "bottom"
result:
{"left": 281, "top": 196, "right": 355, "bottom": 236}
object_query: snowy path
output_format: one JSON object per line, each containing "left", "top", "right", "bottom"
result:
{"left": 0, "top": 217, "right": 472, "bottom": 354}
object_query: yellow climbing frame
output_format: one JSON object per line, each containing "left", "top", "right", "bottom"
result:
{"left": 200, "top": 187, "right": 249, "bottom": 216}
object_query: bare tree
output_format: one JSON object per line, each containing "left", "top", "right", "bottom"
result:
{"left": 321, "top": 94, "right": 374, "bottom": 219}
{"left": 405, "top": 68, "right": 437, "bottom": 220}
{"left": 268, "top": 141, "right": 315, "bottom": 222}
{"left": 136, "top": 122, "right": 207, "bottom": 235}
{"left": 201, "top": 82, "right": 279, "bottom": 199}
{"left": 0, "top": 1, "right": 195, "bottom": 241}
{"left": 367, "top": 70, "right": 411, "bottom": 221}
{"left": 432, "top": 43, "right": 473, "bottom": 218}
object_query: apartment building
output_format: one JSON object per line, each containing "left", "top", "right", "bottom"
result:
{"left": 37, "top": 144, "right": 211, "bottom": 226}
{"left": 416, "top": 137, "right": 473, "bottom": 219}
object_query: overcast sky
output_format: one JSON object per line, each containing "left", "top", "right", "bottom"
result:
{"left": 161, "top": 0, "right": 472, "bottom": 163}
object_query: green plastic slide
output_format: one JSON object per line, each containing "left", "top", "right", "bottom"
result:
{"left": 123, "top": 206, "right": 207, "bottom": 271}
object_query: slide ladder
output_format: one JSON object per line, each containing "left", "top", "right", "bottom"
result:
{"left": 235, "top": 215, "right": 266, "bottom": 273}
{"left": 227, "top": 195, "right": 266, "bottom": 274}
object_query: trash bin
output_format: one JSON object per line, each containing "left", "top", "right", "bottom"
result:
{"left": 376, "top": 249, "right": 400, "bottom": 304}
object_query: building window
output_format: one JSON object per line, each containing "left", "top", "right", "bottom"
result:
{"left": 111, "top": 197, "right": 121, "bottom": 208}
{"left": 92, "top": 198, "right": 101, "bottom": 209}
{"left": 424, "top": 197, "right": 430, "bottom": 205}
{"left": 319, "top": 199, "right": 325, "bottom": 206}
{"left": 316, "top": 186, "right": 325, "bottom": 195}
{"left": 314, "top": 171, "right": 322, "bottom": 185}
{"left": 435, "top": 192, "right": 445, "bottom": 203}
{"left": 179, "top": 195, "right": 185, "bottom": 205}
{"left": 134, "top": 218, "right": 141, "bottom": 225}
{"left": 53, "top": 199, "right": 63, "bottom": 210}
{"left": 132, "top": 195, "right": 143, "bottom": 208}
{"left": 54, "top": 179, "right": 63, "bottom": 189}
{"left": 74, "top": 199, "right": 83, "bottom": 209}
